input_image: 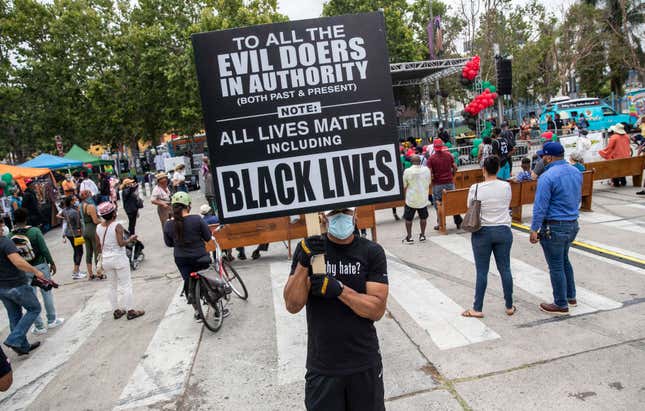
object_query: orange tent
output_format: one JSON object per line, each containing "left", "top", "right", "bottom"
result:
{"left": 0, "top": 164, "right": 54, "bottom": 190}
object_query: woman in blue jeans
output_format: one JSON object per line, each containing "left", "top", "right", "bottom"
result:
{"left": 462, "top": 156, "right": 516, "bottom": 318}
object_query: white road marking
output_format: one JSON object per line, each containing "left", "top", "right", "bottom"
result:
{"left": 0, "top": 291, "right": 110, "bottom": 411}
{"left": 578, "top": 212, "right": 645, "bottom": 234}
{"left": 387, "top": 255, "right": 500, "bottom": 350}
{"left": 114, "top": 285, "right": 203, "bottom": 409}
{"left": 514, "top": 230, "right": 645, "bottom": 276}
{"left": 431, "top": 235, "right": 622, "bottom": 315}
{"left": 270, "top": 262, "right": 307, "bottom": 385}
{"left": 626, "top": 203, "right": 645, "bottom": 211}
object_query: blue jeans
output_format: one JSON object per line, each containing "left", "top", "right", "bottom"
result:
{"left": 540, "top": 221, "right": 579, "bottom": 308}
{"left": 25, "top": 263, "right": 57, "bottom": 329}
{"left": 471, "top": 226, "right": 514, "bottom": 311}
{"left": 0, "top": 284, "right": 42, "bottom": 351}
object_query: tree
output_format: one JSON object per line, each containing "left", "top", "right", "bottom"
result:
{"left": 322, "top": 0, "right": 421, "bottom": 62}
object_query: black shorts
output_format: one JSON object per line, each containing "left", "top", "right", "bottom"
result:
{"left": 305, "top": 365, "right": 385, "bottom": 411}
{"left": 403, "top": 205, "right": 429, "bottom": 221}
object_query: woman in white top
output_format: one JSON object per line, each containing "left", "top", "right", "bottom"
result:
{"left": 462, "top": 156, "right": 516, "bottom": 318}
{"left": 95, "top": 202, "right": 145, "bottom": 321}
{"left": 172, "top": 164, "right": 187, "bottom": 192}
{"left": 151, "top": 172, "right": 172, "bottom": 227}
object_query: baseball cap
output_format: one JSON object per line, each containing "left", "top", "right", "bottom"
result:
{"left": 200, "top": 204, "right": 211, "bottom": 215}
{"left": 537, "top": 142, "right": 565, "bottom": 157}
{"left": 433, "top": 139, "right": 446, "bottom": 150}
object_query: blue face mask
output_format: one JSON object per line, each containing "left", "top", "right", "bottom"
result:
{"left": 327, "top": 213, "right": 355, "bottom": 240}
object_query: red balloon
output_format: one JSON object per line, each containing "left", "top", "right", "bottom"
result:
{"left": 492, "top": 92, "right": 498, "bottom": 99}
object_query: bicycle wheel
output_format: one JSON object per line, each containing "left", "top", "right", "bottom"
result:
{"left": 194, "top": 279, "right": 224, "bottom": 332}
{"left": 223, "top": 260, "right": 248, "bottom": 300}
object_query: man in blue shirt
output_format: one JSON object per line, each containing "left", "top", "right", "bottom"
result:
{"left": 530, "top": 142, "right": 582, "bottom": 315}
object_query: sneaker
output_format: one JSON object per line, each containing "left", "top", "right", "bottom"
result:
{"left": 72, "top": 272, "right": 87, "bottom": 280}
{"left": 222, "top": 308, "right": 230, "bottom": 318}
{"left": 637, "top": 190, "right": 645, "bottom": 195}
{"left": 539, "top": 302, "right": 569, "bottom": 315}
{"left": 419, "top": 234, "right": 427, "bottom": 242}
{"left": 567, "top": 299, "right": 578, "bottom": 307}
{"left": 238, "top": 252, "right": 247, "bottom": 261}
{"left": 48, "top": 318, "right": 65, "bottom": 328}
{"left": 6, "top": 341, "right": 41, "bottom": 356}
{"left": 113, "top": 309, "right": 126, "bottom": 319}
{"left": 32, "top": 326, "right": 47, "bottom": 335}
{"left": 393, "top": 214, "right": 400, "bottom": 221}
{"left": 402, "top": 236, "right": 414, "bottom": 244}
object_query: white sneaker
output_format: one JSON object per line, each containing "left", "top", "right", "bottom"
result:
{"left": 48, "top": 318, "right": 65, "bottom": 328}
{"left": 32, "top": 326, "right": 47, "bottom": 335}
{"left": 72, "top": 272, "right": 86, "bottom": 280}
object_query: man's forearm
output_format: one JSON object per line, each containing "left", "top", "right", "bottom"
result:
{"left": 12, "top": 258, "right": 40, "bottom": 275}
{"left": 338, "top": 286, "right": 386, "bottom": 321}
{"left": 284, "top": 266, "right": 310, "bottom": 314}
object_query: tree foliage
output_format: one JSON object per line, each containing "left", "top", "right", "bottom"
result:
{"left": 0, "top": 0, "right": 286, "bottom": 161}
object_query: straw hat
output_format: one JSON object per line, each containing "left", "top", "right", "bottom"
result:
{"left": 155, "top": 172, "right": 168, "bottom": 181}
{"left": 200, "top": 204, "right": 211, "bottom": 215}
{"left": 121, "top": 178, "right": 135, "bottom": 189}
{"left": 174, "top": 163, "right": 186, "bottom": 171}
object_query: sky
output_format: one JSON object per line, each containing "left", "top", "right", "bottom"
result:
{"left": 277, "top": 0, "right": 574, "bottom": 23}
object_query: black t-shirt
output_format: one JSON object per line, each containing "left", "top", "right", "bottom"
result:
{"left": 290, "top": 236, "right": 388, "bottom": 376}
{"left": 0, "top": 237, "right": 26, "bottom": 288}
{"left": 492, "top": 137, "right": 511, "bottom": 166}
{"left": 163, "top": 215, "right": 211, "bottom": 258}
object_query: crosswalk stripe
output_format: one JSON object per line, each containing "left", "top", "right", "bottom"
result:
{"left": 430, "top": 234, "right": 623, "bottom": 315}
{"left": 387, "top": 256, "right": 500, "bottom": 350}
{"left": 270, "top": 261, "right": 307, "bottom": 385}
{"left": 114, "top": 285, "right": 203, "bottom": 410}
{"left": 0, "top": 291, "right": 110, "bottom": 411}
{"left": 514, "top": 230, "right": 645, "bottom": 275}
{"left": 578, "top": 212, "right": 645, "bottom": 234}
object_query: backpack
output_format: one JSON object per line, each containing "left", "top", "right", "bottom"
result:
{"left": 11, "top": 227, "right": 36, "bottom": 262}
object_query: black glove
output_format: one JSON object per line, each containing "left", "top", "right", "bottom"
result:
{"left": 31, "top": 277, "right": 59, "bottom": 291}
{"left": 297, "top": 235, "right": 326, "bottom": 268}
{"left": 310, "top": 274, "right": 344, "bottom": 299}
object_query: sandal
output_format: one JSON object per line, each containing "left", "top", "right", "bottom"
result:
{"left": 506, "top": 306, "right": 518, "bottom": 316}
{"left": 88, "top": 274, "right": 96, "bottom": 281}
{"left": 461, "top": 309, "right": 484, "bottom": 318}
{"left": 113, "top": 309, "right": 126, "bottom": 320}
{"left": 127, "top": 309, "right": 145, "bottom": 320}
{"left": 96, "top": 274, "right": 107, "bottom": 280}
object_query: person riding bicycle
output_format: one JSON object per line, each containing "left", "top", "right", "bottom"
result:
{"left": 283, "top": 207, "right": 389, "bottom": 411}
{"left": 163, "top": 192, "right": 214, "bottom": 318}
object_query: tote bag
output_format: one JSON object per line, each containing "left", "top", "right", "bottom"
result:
{"left": 462, "top": 184, "right": 482, "bottom": 233}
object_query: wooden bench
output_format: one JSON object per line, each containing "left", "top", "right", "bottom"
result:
{"left": 209, "top": 206, "right": 378, "bottom": 256}
{"left": 584, "top": 156, "right": 645, "bottom": 187}
{"left": 437, "top": 170, "right": 595, "bottom": 233}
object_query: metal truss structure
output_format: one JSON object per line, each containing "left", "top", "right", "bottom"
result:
{"left": 390, "top": 58, "right": 470, "bottom": 87}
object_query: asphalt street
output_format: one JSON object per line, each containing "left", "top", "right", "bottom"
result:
{"left": 1, "top": 181, "right": 644, "bottom": 410}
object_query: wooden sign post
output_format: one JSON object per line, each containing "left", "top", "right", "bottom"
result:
{"left": 304, "top": 213, "right": 326, "bottom": 275}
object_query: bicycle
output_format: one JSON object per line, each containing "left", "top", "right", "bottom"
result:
{"left": 189, "top": 230, "right": 249, "bottom": 332}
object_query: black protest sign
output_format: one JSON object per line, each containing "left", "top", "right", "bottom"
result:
{"left": 192, "top": 12, "right": 402, "bottom": 223}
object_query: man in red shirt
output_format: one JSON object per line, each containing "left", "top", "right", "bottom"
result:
{"left": 428, "top": 139, "right": 463, "bottom": 230}
{"left": 599, "top": 123, "right": 631, "bottom": 187}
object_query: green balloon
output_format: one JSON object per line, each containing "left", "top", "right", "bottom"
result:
{"left": 1, "top": 173, "right": 12, "bottom": 184}
{"left": 482, "top": 81, "right": 491, "bottom": 89}
{"left": 489, "top": 85, "right": 497, "bottom": 93}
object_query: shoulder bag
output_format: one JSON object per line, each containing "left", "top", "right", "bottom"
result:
{"left": 462, "top": 184, "right": 482, "bottom": 233}
{"left": 64, "top": 210, "right": 85, "bottom": 246}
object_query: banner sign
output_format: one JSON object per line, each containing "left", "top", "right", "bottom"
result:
{"left": 192, "top": 12, "right": 402, "bottom": 223}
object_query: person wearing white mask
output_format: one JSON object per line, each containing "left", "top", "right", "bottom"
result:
{"left": 283, "top": 207, "right": 389, "bottom": 411}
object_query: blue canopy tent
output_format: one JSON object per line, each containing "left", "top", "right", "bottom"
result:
{"left": 21, "top": 154, "right": 83, "bottom": 170}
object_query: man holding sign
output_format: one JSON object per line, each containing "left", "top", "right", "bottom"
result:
{"left": 284, "top": 207, "right": 388, "bottom": 411}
